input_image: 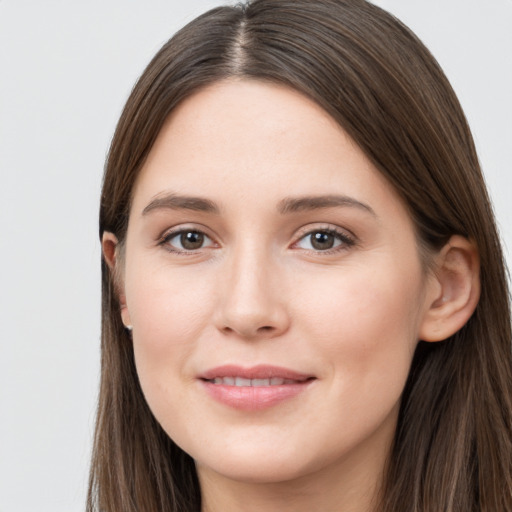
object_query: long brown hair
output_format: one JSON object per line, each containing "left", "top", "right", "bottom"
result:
{"left": 89, "top": 1, "right": 512, "bottom": 510}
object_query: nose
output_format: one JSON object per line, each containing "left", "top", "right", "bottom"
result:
{"left": 214, "top": 247, "right": 290, "bottom": 341}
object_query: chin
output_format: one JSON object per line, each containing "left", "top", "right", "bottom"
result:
{"left": 195, "top": 454, "right": 317, "bottom": 485}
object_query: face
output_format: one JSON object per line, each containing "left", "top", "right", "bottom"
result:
{"left": 117, "top": 80, "right": 436, "bottom": 486}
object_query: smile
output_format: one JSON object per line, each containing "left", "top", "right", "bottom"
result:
{"left": 199, "top": 365, "right": 315, "bottom": 410}
{"left": 209, "top": 377, "right": 300, "bottom": 386}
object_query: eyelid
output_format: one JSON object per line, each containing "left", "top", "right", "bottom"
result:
{"left": 291, "top": 224, "right": 357, "bottom": 253}
{"left": 158, "top": 224, "right": 218, "bottom": 253}
{"left": 155, "top": 222, "right": 356, "bottom": 255}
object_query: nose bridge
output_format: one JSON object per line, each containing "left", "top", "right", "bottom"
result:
{"left": 215, "top": 237, "right": 289, "bottom": 339}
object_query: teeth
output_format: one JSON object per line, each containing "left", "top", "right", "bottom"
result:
{"left": 210, "top": 377, "right": 295, "bottom": 386}
{"left": 252, "top": 378, "right": 270, "bottom": 387}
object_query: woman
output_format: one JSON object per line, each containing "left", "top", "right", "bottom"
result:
{"left": 88, "top": 1, "right": 512, "bottom": 511}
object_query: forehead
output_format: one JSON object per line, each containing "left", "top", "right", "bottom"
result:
{"left": 131, "top": 79, "right": 407, "bottom": 222}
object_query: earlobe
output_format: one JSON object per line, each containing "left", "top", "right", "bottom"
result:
{"left": 419, "top": 235, "right": 480, "bottom": 342}
{"left": 101, "top": 231, "right": 132, "bottom": 329}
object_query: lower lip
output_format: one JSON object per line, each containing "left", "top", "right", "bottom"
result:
{"left": 200, "top": 380, "right": 313, "bottom": 410}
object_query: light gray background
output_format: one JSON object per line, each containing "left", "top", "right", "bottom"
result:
{"left": 1, "top": 1, "right": 510, "bottom": 511}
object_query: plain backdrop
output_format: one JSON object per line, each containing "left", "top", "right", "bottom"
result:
{"left": 0, "top": 1, "right": 510, "bottom": 511}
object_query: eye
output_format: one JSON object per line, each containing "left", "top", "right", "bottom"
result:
{"left": 294, "top": 228, "right": 354, "bottom": 252}
{"left": 161, "top": 229, "right": 215, "bottom": 252}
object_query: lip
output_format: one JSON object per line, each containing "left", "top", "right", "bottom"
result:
{"left": 198, "top": 365, "right": 315, "bottom": 410}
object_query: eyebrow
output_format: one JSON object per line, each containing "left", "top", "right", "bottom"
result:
{"left": 141, "top": 192, "right": 375, "bottom": 217}
{"left": 277, "top": 195, "right": 376, "bottom": 216}
{"left": 142, "top": 193, "right": 220, "bottom": 216}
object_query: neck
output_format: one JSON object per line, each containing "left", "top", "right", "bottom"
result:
{"left": 199, "top": 466, "right": 382, "bottom": 512}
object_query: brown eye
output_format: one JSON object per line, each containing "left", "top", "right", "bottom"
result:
{"left": 180, "top": 231, "right": 204, "bottom": 250}
{"left": 162, "top": 230, "right": 214, "bottom": 252}
{"left": 294, "top": 228, "right": 355, "bottom": 252}
{"left": 310, "top": 231, "right": 336, "bottom": 250}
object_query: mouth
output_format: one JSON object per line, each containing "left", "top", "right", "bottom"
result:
{"left": 198, "top": 365, "right": 316, "bottom": 410}
{"left": 206, "top": 376, "right": 307, "bottom": 386}
{"left": 199, "top": 364, "right": 314, "bottom": 385}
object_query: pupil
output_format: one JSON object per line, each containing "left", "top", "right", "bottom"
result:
{"left": 311, "top": 232, "right": 334, "bottom": 250}
{"left": 181, "top": 231, "right": 204, "bottom": 250}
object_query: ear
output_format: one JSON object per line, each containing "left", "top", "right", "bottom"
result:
{"left": 102, "top": 232, "right": 132, "bottom": 330}
{"left": 419, "top": 235, "right": 480, "bottom": 342}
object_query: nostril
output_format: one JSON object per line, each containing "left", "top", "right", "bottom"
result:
{"left": 219, "top": 325, "right": 270, "bottom": 338}
{"left": 215, "top": 304, "right": 290, "bottom": 339}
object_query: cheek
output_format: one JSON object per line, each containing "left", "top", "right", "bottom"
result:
{"left": 281, "top": 260, "right": 424, "bottom": 463}
{"left": 124, "top": 261, "right": 217, "bottom": 384}
{"left": 295, "top": 259, "right": 423, "bottom": 385}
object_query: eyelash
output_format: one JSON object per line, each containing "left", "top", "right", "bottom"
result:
{"left": 158, "top": 228, "right": 216, "bottom": 255}
{"left": 158, "top": 226, "right": 356, "bottom": 255}
{"left": 292, "top": 227, "right": 356, "bottom": 254}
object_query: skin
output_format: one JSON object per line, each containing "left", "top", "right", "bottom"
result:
{"left": 103, "top": 80, "right": 479, "bottom": 512}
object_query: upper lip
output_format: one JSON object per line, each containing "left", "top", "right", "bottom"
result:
{"left": 199, "top": 364, "right": 314, "bottom": 382}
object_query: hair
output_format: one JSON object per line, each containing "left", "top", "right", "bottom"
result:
{"left": 89, "top": 1, "right": 512, "bottom": 511}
